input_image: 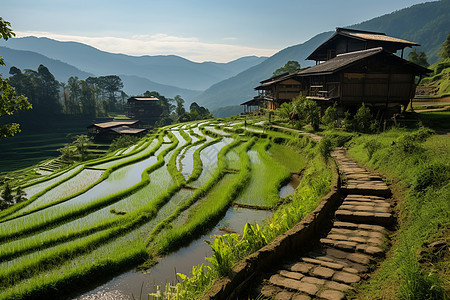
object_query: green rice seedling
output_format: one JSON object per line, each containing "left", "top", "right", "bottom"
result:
{"left": 0, "top": 135, "right": 175, "bottom": 242}
{"left": 186, "top": 138, "right": 221, "bottom": 185}
{"left": 145, "top": 138, "right": 243, "bottom": 250}
{"left": 234, "top": 140, "right": 290, "bottom": 208}
{"left": 0, "top": 134, "right": 164, "bottom": 223}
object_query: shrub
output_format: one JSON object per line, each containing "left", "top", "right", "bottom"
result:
{"left": 364, "top": 139, "right": 382, "bottom": 160}
{"left": 341, "top": 111, "right": 353, "bottom": 131}
{"left": 322, "top": 104, "right": 337, "bottom": 129}
{"left": 318, "top": 136, "right": 333, "bottom": 161}
{"left": 354, "top": 103, "right": 373, "bottom": 132}
{"left": 109, "top": 135, "right": 139, "bottom": 152}
{"left": 395, "top": 127, "right": 435, "bottom": 153}
{"left": 412, "top": 162, "right": 450, "bottom": 192}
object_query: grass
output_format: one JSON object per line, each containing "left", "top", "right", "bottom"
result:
{"left": 233, "top": 140, "right": 291, "bottom": 208}
{"left": 327, "top": 126, "right": 449, "bottom": 299}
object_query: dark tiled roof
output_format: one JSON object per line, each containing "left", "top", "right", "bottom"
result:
{"left": 297, "top": 47, "right": 384, "bottom": 76}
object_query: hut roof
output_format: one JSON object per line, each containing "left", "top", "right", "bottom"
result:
{"left": 128, "top": 97, "right": 159, "bottom": 101}
{"left": 296, "top": 47, "right": 430, "bottom": 77}
{"left": 109, "top": 126, "right": 147, "bottom": 134}
{"left": 307, "top": 28, "right": 420, "bottom": 61}
{"left": 88, "top": 120, "right": 140, "bottom": 129}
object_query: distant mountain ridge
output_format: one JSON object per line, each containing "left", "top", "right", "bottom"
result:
{"left": 0, "top": 46, "right": 93, "bottom": 81}
{"left": 0, "top": 36, "right": 267, "bottom": 91}
{"left": 195, "top": 0, "right": 449, "bottom": 111}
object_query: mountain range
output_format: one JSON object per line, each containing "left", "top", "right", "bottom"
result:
{"left": 0, "top": 37, "right": 267, "bottom": 99}
{"left": 0, "top": 0, "right": 448, "bottom": 115}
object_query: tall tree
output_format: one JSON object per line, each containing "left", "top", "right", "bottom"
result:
{"left": 79, "top": 80, "right": 96, "bottom": 117}
{"left": 174, "top": 95, "right": 185, "bottom": 118}
{"left": 409, "top": 48, "right": 430, "bottom": 68}
{"left": 99, "top": 75, "right": 123, "bottom": 113}
{"left": 272, "top": 60, "right": 301, "bottom": 77}
{"left": 38, "top": 64, "right": 61, "bottom": 114}
{"left": 0, "top": 18, "right": 32, "bottom": 139}
{"left": 67, "top": 76, "right": 81, "bottom": 115}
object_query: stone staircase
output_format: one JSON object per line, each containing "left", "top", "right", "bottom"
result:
{"left": 250, "top": 148, "right": 395, "bottom": 300}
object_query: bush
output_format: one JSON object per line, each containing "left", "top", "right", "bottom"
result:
{"left": 109, "top": 135, "right": 139, "bottom": 152}
{"left": 322, "top": 104, "right": 337, "bottom": 129}
{"left": 318, "top": 136, "right": 333, "bottom": 161}
{"left": 395, "top": 127, "right": 435, "bottom": 153}
{"left": 354, "top": 103, "right": 373, "bottom": 132}
{"left": 364, "top": 139, "right": 382, "bottom": 160}
{"left": 412, "top": 162, "right": 450, "bottom": 192}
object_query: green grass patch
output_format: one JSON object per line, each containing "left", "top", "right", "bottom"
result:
{"left": 342, "top": 127, "right": 449, "bottom": 299}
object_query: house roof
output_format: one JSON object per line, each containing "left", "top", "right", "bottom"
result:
{"left": 307, "top": 28, "right": 419, "bottom": 61}
{"left": 109, "top": 126, "right": 147, "bottom": 135}
{"left": 88, "top": 120, "right": 140, "bottom": 129}
{"left": 128, "top": 97, "right": 159, "bottom": 101}
{"left": 241, "top": 96, "right": 267, "bottom": 106}
{"left": 255, "top": 74, "right": 300, "bottom": 90}
{"left": 296, "top": 47, "right": 430, "bottom": 77}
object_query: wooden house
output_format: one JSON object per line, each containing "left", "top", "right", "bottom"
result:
{"left": 127, "top": 97, "right": 162, "bottom": 120}
{"left": 307, "top": 28, "right": 419, "bottom": 63}
{"left": 253, "top": 28, "right": 430, "bottom": 116}
{"left": 87, "top": 120, "right": 147, "bottom": 141}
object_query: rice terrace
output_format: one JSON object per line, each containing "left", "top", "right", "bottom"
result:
{"left": 1, "top": 1, "right": 450, "bottom": 299}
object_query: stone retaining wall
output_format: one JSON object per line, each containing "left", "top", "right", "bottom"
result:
{"left": 201, "top": 158, "right": 341, "bottom": 300}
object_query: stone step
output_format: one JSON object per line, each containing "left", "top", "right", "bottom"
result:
{"left": 341, "top": 183, "right": 391, "bottom": 198}
{"left": 335, "top": 209, "right": 393, "bottom": 226}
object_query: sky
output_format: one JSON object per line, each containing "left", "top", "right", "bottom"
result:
{"left": 3, "top": 0, "right": 433, "bottom": 63}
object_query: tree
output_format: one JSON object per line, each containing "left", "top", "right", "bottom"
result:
{"left": 98, "top": 75, "right": 123, "bottom": 113}
{"left": 438, "top": 33, "right": 450, "bottom": 60}
{"left": 14, "top": 186, "right": 27, "bottom": 203}
{"left": 73, "top": 134, "right": 92, "bottom": 161}
{"left": 409, "top": 48, "right": 429, "bottom": 68}
{"left": 322, "top": 104, "right": 337, "bottom": 129}
{"left": 38, "top": 64, "right": 61, "bottom": 114}
{"left": 0, "top": 182, "right": 14, "bottom": 209}
{"left": 174, "top": 95, "right": 186, "bottom": 121}
{"left": 272, "top": 61, "right": 301, "bottom": 77}
{"left": 0, "top": 18, "right": 32, "bottom": 139}
{"left": 79, "top": 80, "right": 96, "bottom": 117}
{"left": 354, "top": 103, "right": 373, "bottom": 133}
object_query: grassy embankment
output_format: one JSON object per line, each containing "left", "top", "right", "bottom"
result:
{"left": 319, "top": 112, "right": 449, "bottom": 299}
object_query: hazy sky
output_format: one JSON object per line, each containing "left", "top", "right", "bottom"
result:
{"left": 3, "top": 0, "right": 433, "bottom": 62}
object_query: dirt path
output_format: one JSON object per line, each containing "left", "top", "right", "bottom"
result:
{"left": 246, "top": 129, "right": 395, "bottom": 299}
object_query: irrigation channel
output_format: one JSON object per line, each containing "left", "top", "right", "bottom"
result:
{"left": 0, "top": 120, "right": 304, "bottom": 300}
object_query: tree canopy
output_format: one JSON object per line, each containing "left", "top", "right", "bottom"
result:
{"left": 409, "top": 48, "right": 430, "bottom": 68}
{"left": 272, "top": 61, "right": 301, "bottom": 77}
{"left": 0, "top": 17, "right": 32, "bottom": 139}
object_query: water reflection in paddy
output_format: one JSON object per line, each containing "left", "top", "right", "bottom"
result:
{"left": 74, "top": 207, "right": 272, "bottom": 299}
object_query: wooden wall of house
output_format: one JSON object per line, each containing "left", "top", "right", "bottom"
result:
{"left": 341, "top": 72, "right": 414, "bottom": 108}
